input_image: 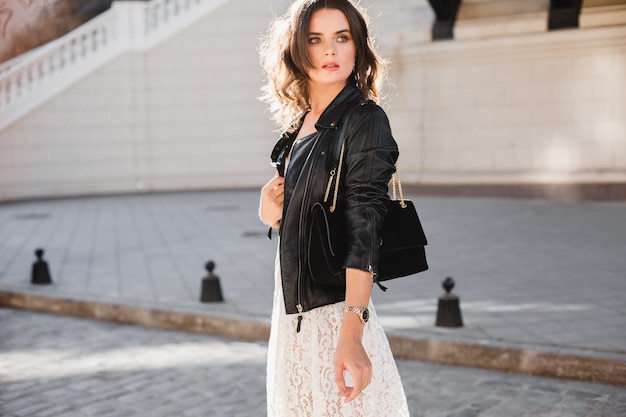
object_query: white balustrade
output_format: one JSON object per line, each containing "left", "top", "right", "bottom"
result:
{"left": 145, "top": 0, "right": 201, "bottom": 34}
{"left": 0, "top": 0, "right": 228, "bottom": 130}
{"left": 0, "top": 7, "right": 119, "bottom": 119}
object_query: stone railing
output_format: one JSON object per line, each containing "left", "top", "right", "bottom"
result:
{"left": 146, "top": 0, "right": 205, "bottom": 35}
{"left": 0, "top": 7, "right": 121, "bottom": 129}
{"left": 0, "top": 0, "right": 229, "bottom": 131}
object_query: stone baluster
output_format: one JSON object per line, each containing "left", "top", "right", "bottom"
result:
{"left": 80, "top": 33, "right": 88, "bottom": 58}
{"left": 8, "top": 77, "right": 17, "bottom": 105}
{"left": 101, "top": 24, "right": 108, "bottom": 47}
{"left": 45, "top": 53, "right": 55, "bottom": 77}
{"left": 149, "top": 3, "right": 159, "bottom": 33}
{"left": 26, "top": 66, "right": 35, "bottom": 94}
{"left": 0, "top": 80, "right": 8, "bottom": 108}
{"left": 62, "top": 39, "right": 68, "bottom": 65}
{"left": 47, "top": 51, "right": 57, "bottom": 75}
{"left": 162, "top": 0, "right": 170, "bottom": 24}
{"left": 67, "top": 38, "right": 75, "bottom": 64}
{"left": 16, "top": 70, "right": 25, "bottom": 101}
{"left": 0, "top": 84, "right": 6, "bottom": 109}
{"left": 12, "top": 72, "right": 20, "bottom": 102}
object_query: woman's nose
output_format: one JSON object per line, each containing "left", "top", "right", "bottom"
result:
{"left": 325, "top": 43, "right": 336, "bottom": 56}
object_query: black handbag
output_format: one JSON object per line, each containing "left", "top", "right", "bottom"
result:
{"left": 307, "top": 111, "right": 428, "bottom": 290}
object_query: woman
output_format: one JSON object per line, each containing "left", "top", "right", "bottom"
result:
{"left": 259, "top": 1, "right": 410, "bottom": 416}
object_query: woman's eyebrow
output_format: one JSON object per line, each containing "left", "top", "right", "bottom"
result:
{"left": 308, "top": 29, "right": 351, "bottom": 36}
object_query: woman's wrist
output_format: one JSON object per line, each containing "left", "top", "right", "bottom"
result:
{"left": 341, "top": 312, "right": 364, "bottom": 339}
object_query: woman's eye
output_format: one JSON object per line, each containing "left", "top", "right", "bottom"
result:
{"left": 308, "top": 37, "right": 321, "bottom": 44}
{"left": 337, "top": 35, "right": 349, "bottom": 42}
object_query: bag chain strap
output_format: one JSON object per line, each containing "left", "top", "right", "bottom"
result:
{"left": 325, "top": 140, "right": 406, "bottom": 212}
{"left": 391, "top": 169, "right": 407, "bottom": 208}
{"left": 322, "top": 102, "right": 408, "bottom": 212}
{"left": 323, "top": 141, "right": 346, "bottom": 213}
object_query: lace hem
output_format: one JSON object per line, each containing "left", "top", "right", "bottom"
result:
{"left": 267, "top": 251, "right": 410, "bottom": 417}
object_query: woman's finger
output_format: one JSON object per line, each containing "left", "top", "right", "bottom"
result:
{"left": 334, "top": 363, "right": 347, "bottom": 396}
{"left": 343, "top": 367, "right": 369, "bottom": 402}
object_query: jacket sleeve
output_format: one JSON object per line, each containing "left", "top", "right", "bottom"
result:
{"left": 341, "top": 103, "right": 399, "bottom": 275}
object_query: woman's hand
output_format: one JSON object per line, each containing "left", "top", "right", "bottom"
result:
{"left": 259, "top": 173, "right": 284, "bottom": 228}
{"left": 334, "top": 313, "right": 372, "bottom": 402}
{"left": 334, "top": 267, "right": 373, "bottom": 402}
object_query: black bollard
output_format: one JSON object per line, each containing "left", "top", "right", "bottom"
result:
{"left": 435, "top": 277, "right": 463, "bottom": 327}
{"left": 31, "top": 248, "right": 53, "bottom": 285}
{"left": 200, "top": 261, "right": 224, "bottom": 302}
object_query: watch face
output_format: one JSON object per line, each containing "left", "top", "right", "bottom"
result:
{"left": 362, "top": 309, "right": 369, "bottom": 323}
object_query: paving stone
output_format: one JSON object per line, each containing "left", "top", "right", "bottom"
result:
{"left": 12, "top": 401, "right": 51, "bottom": 417}
{"left": 30, "top": 403, "right": 76, "bottom": 417}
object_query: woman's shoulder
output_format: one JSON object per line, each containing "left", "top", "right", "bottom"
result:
{"left": 352, "top": 99, "right": 389, "bottom": 118}
{"left": 349, "top": 100, "right": 392, "bottom": 130}
{"left": 343, "top": 100, "right": 396, "bottom": 150}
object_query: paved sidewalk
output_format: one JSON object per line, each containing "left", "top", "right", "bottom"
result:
{"left": 2, "top": 309, "right": 625, "bottom": 417}
{"left": 0, "top": 190, "right": 625, "bottom": 383}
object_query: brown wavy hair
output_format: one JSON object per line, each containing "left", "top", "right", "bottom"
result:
{"left": 259, "top": 0, "right": 387, "bottom": 131}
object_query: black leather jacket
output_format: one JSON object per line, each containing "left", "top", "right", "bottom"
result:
{"left": 270, "top": 84, "right": 398, "bottom": 315}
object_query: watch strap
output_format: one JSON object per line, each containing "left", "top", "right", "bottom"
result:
{"left": 343, "top": 306, "right": 369, "bottom": 324}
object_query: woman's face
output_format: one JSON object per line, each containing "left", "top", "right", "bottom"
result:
{"left": 306, "top": 8, "right": 356, "bottom": 91}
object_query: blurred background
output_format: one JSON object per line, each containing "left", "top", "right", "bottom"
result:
{"left": 0, "top": 0, "right": 624, "bottom": 202}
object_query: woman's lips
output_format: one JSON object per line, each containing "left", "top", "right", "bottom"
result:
{"left": 322, "top": 62, "right": 340, "bottom": 71}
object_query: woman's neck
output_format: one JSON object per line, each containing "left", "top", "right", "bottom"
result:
{"left": 308, "top": 82, "right": 347, "bottom": 116}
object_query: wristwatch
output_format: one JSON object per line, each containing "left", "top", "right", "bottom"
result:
{"left": 343, "top": 306, "right": 369, "bottom": 324}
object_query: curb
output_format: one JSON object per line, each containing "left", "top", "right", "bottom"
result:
{"left": 388, "top": 337, "right": 626, "bottom": 386}
{"left": 0, "top": 291, "right": 270, "bottom": 341}
{"left": 1, "top": 290, "right": 625, "bottom": 386}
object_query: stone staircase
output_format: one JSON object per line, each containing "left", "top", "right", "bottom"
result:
{"left": 0, "top": 0, "right": 230, "bottom": 131}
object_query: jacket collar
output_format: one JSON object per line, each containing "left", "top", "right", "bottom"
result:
{"left": 270, "top": 83, "right": 364, "bottom": 167}
{"left": 315, "top": 83, "right": 364, "bottom": 130}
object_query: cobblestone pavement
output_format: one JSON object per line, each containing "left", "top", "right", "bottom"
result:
{"left": 2, "top": 191, "right": 626, "bottom": 387}
{"left": 2, "top": 191, "right": 625, "bottom": 356}
{"left": 1, "top": 309, "right": 625, "bottom": 417}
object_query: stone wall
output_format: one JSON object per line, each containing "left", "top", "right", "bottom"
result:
{"left": 387, "top": 25, "right": 626, "bottom": 187}
{"left": 0, "top": 0, "right": 624, "bottom": 201}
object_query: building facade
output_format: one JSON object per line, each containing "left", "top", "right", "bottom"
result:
{"left": 0, "top": 0, "right": 624, "bottom": 201}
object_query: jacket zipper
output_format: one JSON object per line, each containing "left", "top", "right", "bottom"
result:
{"left": 295, "top": 132, "right": 323, "bottom": 333}
{"left": 296, "top": 304, "right": 303, "bottom": 333}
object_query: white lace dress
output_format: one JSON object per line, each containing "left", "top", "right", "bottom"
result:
{"left": 267, "top": 251, "right": 411, "bottom": 417}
